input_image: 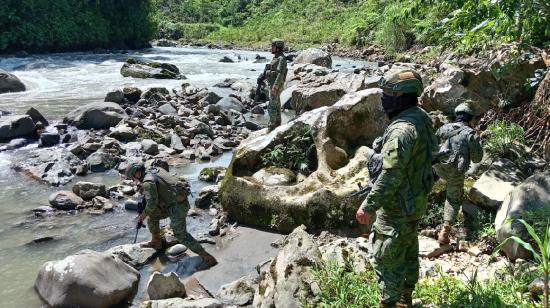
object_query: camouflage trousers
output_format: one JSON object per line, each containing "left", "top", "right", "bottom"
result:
{"left": 267, "top": 87, "right": 282, "bottom": 129}
{"left": 371, "top": 220, "right": 419, "bottom": 305}
{"left": 148, "top": 202, "right": 204, "bottom": 253}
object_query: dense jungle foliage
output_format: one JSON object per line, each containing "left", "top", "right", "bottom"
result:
{"left": 0, "top": 0, "right": 156, "bottom": 52}
{"left": 155, "top": 0, "right": 550, "bottom": 54}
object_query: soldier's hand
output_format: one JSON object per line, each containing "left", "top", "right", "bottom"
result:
{"left": 271, "top": 86, "right": 278, "bottom": 96}
{"left": 356, "top": 207, "right": 374, "bottom": 225}
{"left": 138, "top": 212, "right": 147, "bottom": 224}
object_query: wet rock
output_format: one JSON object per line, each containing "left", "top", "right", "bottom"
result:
{"left": 108, "top": 124, "right": 136, "bottom": 142}
{"left": 32, "top": 205, "right": 55, "bottom": 216}
{"left": 140, "top": 298, "right": 222, "bottom": 308}
{"left": 170, "top": 133, "right": 185, "bottom": 153}
{"left": 106, "top": 244, "right": 156, "bottom": 269}
{"left": 166, "top": 244, "right": 188, "bottom": 259}
{"left": 87, "top": 151, "right": 119, "bottom": 172}
{"left": 219, "top": 56, "right": 234, "bottom": 63}
{"left": 0, "top": 115, "right": 35, "bottom": 141}
{"left": 230, "top": 80, "right": 255, "bottom": 98}
{"left": 158, "top": 103, "right": 177, "bottom": 115}
{"left": 221, "top": 89, "right": 387, "bottom": 231}
{"left": 72, "top": 182, "right": 106, "bottom": 200}
{"left": 251, "top": 105, "right": 264, "bottom": 115}
{"left": 147, "top": 271, "right": 186, "bottom": 300}
{"left": 202, "top": 91, "right": 222, "bottom": 105}
{"left": 199, "top": 167, "right": 226, "bottom": 183}
{"left": 0, "top": 69, "right": 25, "bottom": 94}
{"left": 0, "top": 138, "right": 28, "bottom": 151}
{"left": 105, "top": 89, "right": 124, "bottom": 104}
{"left": 468, "top": 159, "right": 524, "bottom": 209}
{"left": 294, "top": 48, "right": 332, "bottom": 68}
{"left": 196, "top": 185, "right": 220, "bottom": 209}
{"left": 123, "top": 87, "right": 142, "bottom": 103}
{"left": 216, "top": 97, "right": 245, "bottom": 113}
{"left": 495, "top": 171, "right": 550, "bottom": 261}
{"left": 254, "top": 225, "right": 322, "bottom": 307}
{"left": 121, "top": 58, "right": 184, "bottom": 79}
{"left": 26, "top": 107, "right": 49, "bottom": 127}
{"left": 64, "top": 102, "right": 127, "bottom": 129}
{"left": 252, "top": 167, "right": 296, "bottom": 186}
{"left": 216, "top": 274, "right": 258, "bottom": 306}
{"left": 187, "top": 119, "right": 214, "bottom": 138}
{"left": 142, "top": 139, "right": 159, "bottom": 155}
{"left": 418, "top": 236, "right": 452, "bottom": 258}
{"left": 209, "top": 218, "right": 221, "bottom": 236}
{"left": 92, "top": 196, "right": 114, "bottom": 211}
{"left": 48, "top": 191, "right": 83, "bottom": 210}
{"left": 35, "top": 250, "right": 139, "bottom": 308}
{"left": 39, "top": 133, "right": 60, "bottom": 147}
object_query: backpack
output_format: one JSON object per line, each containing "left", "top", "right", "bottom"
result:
{"left": 436, "top": 124, "right": 471, "bottom": 172}
{"left": 150, "top": 168, "right": 191, "bottom": 203}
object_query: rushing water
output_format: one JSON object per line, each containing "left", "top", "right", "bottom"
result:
{"left": 0, "top": 47, "right": 369, "bottom": 307}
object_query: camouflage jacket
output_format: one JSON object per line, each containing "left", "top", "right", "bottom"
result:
{"left": 142, "top": 168, "right": 180, "bottom": 216}
{"left": 264, "top": 52, "right": 287, "bottom": 88}
{"left": 435, "top": 122, "right": 483, "bottom": 173}
{"left": 361, "top": 106, "right": 437, "bottom": 225}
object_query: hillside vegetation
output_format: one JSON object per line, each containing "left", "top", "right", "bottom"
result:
{"left": 155, "top": 0, "right": 550, "bottom": 54}
{"left": 0, "top": 0, "right": 156, "bottom": 53}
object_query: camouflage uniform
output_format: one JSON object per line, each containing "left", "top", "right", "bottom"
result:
{"left": 434, "top": 111, "right": 483, "bottom": 236}
{"left": 264, "top": 39, "right": 287, "bottom": 129}
{"left": 142, "top": 168, "right": 204, "bottom": 253}
{"left": 361, "top": 106, "right": 437, "bottom": 305}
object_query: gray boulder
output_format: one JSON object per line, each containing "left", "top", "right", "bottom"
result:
{"left": 158, "top": 103, "right": 177, "bottom": 115}
{"left": 108, "top": 124, "right": 136, "bottom": 142}
{"left": 495, "top": 171, "right": 550, "bottom": 261}
{"left": 0, "top": 115, "right": 35, "bottom": 141}
{"left": 468, "top": 159, "right": 524, "bottom": 209}
{"left": 35, "top": 250, "right": 139, "bottom": 308}
{"left": 253, "top": 225, "right": 322, "bottom": 308}
{"left": 92, "top": 196, "right": 114, "bottom": 211}
{"left": 87, "top": 151, "right": 119, "bottom": 172}
{"left": 216, "top": 274, "right": 258, "bottom": 306}
{"left": 170, "top": 133, "right": 185, "bottom": 153}
{"left": 123, "top": 87, "right": 142, "bottom": 103}
{"left": 72, "top": 182, "right": 106, "bottom": 200}
{"left": 147, "top": 272, "right": 186, "bottom": 300}
{"left": 64, "top": 102, "right": 127, "bottom": 129}
{"left": 48, "top": 191, "right": 83, "bottom": 210}
{"left": 0, "top": 69, "right": 25, "bottom": 94}
{"left": 294, "top": 48, "right": 332, "bottom": 68}
{"left": 38, "top": 133, "right": 60, "bottom": 147}
{"left": 26, "top": 107, "right": 49, "bottom": 127}
{"left": 199, "top": 167, "right": 226, "bottom": 183}
{"left": 142, "top": 139, "right": 159, "bottom": 155}
{"left": 121, "top": 58, "right": 184, "bottom": 79}
{"left": 216, "top": 97, "right": 245, "bottom": 113}
{"left": 106, "top": 244, "right": 156, "bottom": 269}
{"left": 105, "top": 89, "right": 124, "bottom": 104}
{"left": 195, "top": 185, "right": 220, "bottom": 208}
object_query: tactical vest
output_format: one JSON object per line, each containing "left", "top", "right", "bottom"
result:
{"left": 143, "top": 168, "right": 186, "bottom": 208}
{"left": 436, "top": 122, "right": 474, "bottom": 173}
{"left": 264, "top": 54, "right": 287, "bottom": 86}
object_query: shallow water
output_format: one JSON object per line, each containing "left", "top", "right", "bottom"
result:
{"left": 0, "top": 47, "right": 369, "bottom": 307}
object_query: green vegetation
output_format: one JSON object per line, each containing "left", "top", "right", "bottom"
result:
{"left": 310, "top": 258, "right": 540, "bottom": 307}
{"left": 154, "top": 0, "right": 550, "bottom": 54}
{"left": 494, "top": 219, "right": 550, "bottom": 308}
{"left": 260, "top": 126, "right": 316, "bottom": 174}
{"left": 485, "top": 119, "right": 526, "bottom": 159}
{"left": 0, "top": 0, "right": 156, "bottom": 53}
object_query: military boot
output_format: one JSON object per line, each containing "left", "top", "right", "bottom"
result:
{"left": 196, "top": 251, "right": 218, "bottom": 271}
{"left": 396, "top": 289, "right": 413, "bottom": 308}
{"left": 140, "top": 233, "right": 162, "bottom": 250}
{"left": 438, "top": 223, "right": 451, "bottom": 246}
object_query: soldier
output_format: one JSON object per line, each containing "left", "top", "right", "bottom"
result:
{"left": 435, "top": 102, "right": 483, "bottom": 245}
{"left": 258, "top": 39, "right": 287, "bottom": 130}
{"left": 126, "top": 162, "right": 218, "bottom": 271}
{"left": 356, "top": 70, "right": 437, "bottom": 308}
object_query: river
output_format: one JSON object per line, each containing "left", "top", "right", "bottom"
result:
{"left": 0, "top": 47, "right": 367, "bottom": 307}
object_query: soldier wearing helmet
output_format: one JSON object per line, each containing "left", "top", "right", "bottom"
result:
{"left": 434, "top": 101, "right": 483, "bottom": 245}
{"left": 257, "top": 39, "right": 287, "bottom": 130}
{"left": 356, "top": 69, "right": 437, "bottom": 307}
{"left": 126, "top": 161, "right": 218, "bottom": 271}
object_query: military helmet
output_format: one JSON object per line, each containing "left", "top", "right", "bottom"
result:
{"left": 271, "top": 39, "right": 284, "bottom": 49}
{"left": 125, "top": 162, "right": 144, "bottom": 179}
{"left": 454, "top": 101, "right": 475, "bottom": 116}
{"left": 379, "top": 69, "right": 424, "bottom": 97}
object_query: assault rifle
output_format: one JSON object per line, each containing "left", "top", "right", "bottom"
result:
{"left": 255, "top": 72, "right": 266, "bottom": 103}
{"left": 133, "top": 195, "right": 146, "bottom": 244}
{"left": 350, "top": 182, "right": 372, "bottom": 198}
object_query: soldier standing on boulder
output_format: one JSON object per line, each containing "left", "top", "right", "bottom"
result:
{"left": 356, "top": 70, "right": 437, "bottom": 308}
{"left": 126, "top": 162, "right": 218, "bottom": 271}
{"left": 258, "top": 39, "right": 287, "bottom": 130}
{"left": 435, "top": 102, "right": 483, "bottom": 245}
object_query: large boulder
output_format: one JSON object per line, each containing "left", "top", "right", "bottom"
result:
{"left": 105, "top": 89, "right": 124, "bottom": 104}
{"left": 87, "top": 151, "right": 119, "bottom": 172}
{"left": 13, "top": 148, "right": 80, "bottom": 186}
{"left": 468, "top": 159, "right": 524, "bottom": 209}
{"left": 495, "top": 171, "right": 550, "bottom": 261}
{"left": 147, "top": 271, "right": 186, "bottom": 300}
{"left": 253, "top": 226, "right": 322, "bottom": 308}
{"left": 26, "top": 107, "right": 49, "bottom": 127}
{"left": 72, "top": 182, "right": 106, "bottom": 200}
{"left": 120, "top": 58, "right": 184, "bottom": 79}
{"left": 216, "top": 97, "right": 245, "bottom": 113}
{"left": 35, "top": 250, "right": 139, "bottom": 308}
{"left": 48, "top": 191, "right": 84, "bottom": 210}
{"left": 294, "top": 48, "right": 332, "bottom": 68}
{"left": 216, "top": 274, "right": 258, "bottom": 306}
{"left": 0, "top": 115, "right": 35, "bottom": 141}
{"left": 421, "top": 46, "right": 546, "bottom": 115}
{"left": 220, "top": 89, "right": 388, "bottom": 232}
{"left": 64, "top": 102, "right": 127, "bottom": 129}
{"left": 0, "top": 69, "right": 25, "bottom": 94}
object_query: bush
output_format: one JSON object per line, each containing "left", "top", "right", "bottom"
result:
{"left": 485, "top": 120, "right": 526, "bottom": 159}
{"left": 260, "top": 126, "right": 316, "bottom": 174}
{"left": 158, "top": 21, "right": 220, "bottom": 40}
